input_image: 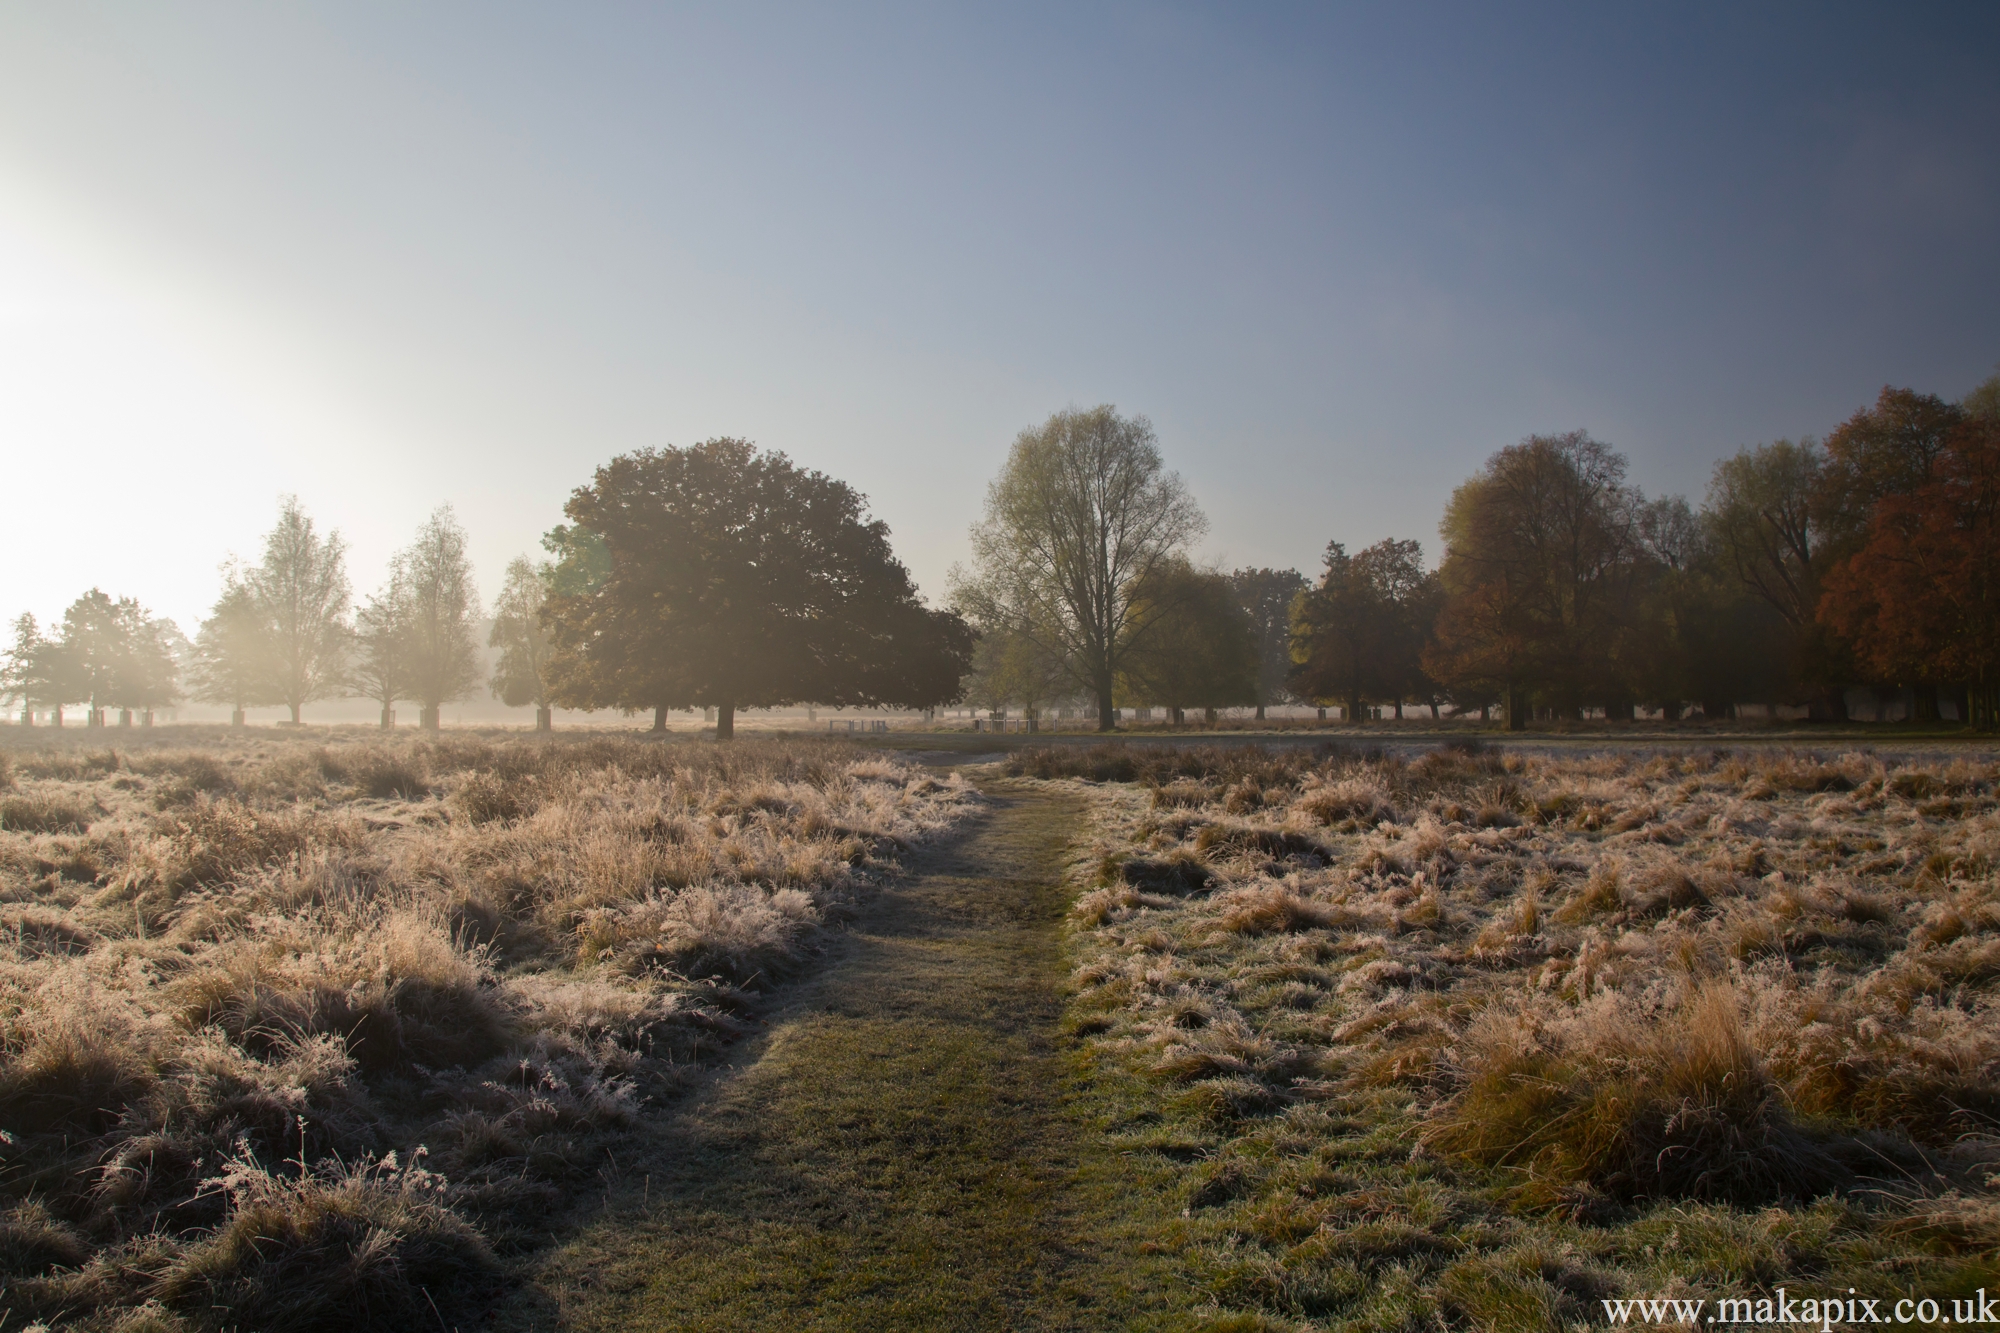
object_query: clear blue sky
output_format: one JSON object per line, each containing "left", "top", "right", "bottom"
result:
{"left": 2, "top": 3, "right": 1995, "bottom": 633}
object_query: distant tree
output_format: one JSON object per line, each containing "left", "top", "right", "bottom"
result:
{"left": 1701, "top": 438, "right": 1849, "bottom": 718}
{"left": 243, "top": 497, "right": 352, "bottom": 724}
{"left": 960, "top": 621, "right": 1068, "bottom": 721}
{"left": 958, "top": 406, "right": 1206, "bottom": 730}
{"left": 1, "top": 614, "right": 73, "bottom": 726}
{"left": 1292, "top": 539, "right": 1433, "bottom": 722}
{"left": 1817, "top": 387, "right": 1971, "bottom": 721}
{"left": 1820, "top": 415, "right": 2000, "bottom": 727}
{"left": 1228, "top": 567, "right": 1308, "bottom": 719}
{"left": 0, "top": 616, "right": 32, "bottom": 723}
{"left": 395, "top": 507, "right": 482, "bottom": 730}
{"left": 1820, "top": 387, "right": 1966, "bottom": 555}
{"left": 351, "top": 572, "right": 413, "bottom": 730}
{"left": 45, "top": 590, "right": 182, "bottom": 725}
{"left": 1424, "top": 432, "right": 1646, "bottom": 729}
{"left": 489, "top": 556, "right": 556, "bottom": 730}
{"left": 191, "top": 575, "right": 275, "bottom": 725}
{"left": 1965, "top": 369, "right": 2000, "bottom": 422}
{"left": 113, "top": 611, "right": 187, "bottom": 720}
{"left": 545, "top": 440, "right": 973, "bottom": 738}
{"left": 1120, "top": 560, "right": 1259, "bottom": 724}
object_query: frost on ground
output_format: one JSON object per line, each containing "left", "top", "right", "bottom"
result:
{"left": 1034, "top": 741, "right": 2000, "bottom": 1329}
{"left": 0, "top": 731, "right": 975, "bottom": 1332}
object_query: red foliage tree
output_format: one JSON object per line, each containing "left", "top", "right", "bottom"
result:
{"left": 1819, "top": 418, "right": 2000, "bottom": 727}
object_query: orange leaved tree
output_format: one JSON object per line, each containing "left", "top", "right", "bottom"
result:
{"left": 1819, "top": 417, "right": 2000, "bottom": 728}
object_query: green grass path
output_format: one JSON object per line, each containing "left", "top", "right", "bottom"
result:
{"left": 523, "top": 776, "right": 1192, "bottom": 1332}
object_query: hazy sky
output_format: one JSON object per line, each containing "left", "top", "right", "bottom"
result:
{"left": 2, "top": 3, "right": 1996, "bottom": 637}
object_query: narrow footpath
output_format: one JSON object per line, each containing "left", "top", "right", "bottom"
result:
{"left": 525, "top": 775, "right": 1190, "bottom": 1332}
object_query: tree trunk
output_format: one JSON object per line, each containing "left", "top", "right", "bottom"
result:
{"left": 379, "top": 706, "right": 393, "bottom": 730}
{"left": 19, "top": 708, "right": 31, "bottom": 727}
{"left": 1255, "top": 703, "right": 1265, "bottom": 720}
{"left": 118, "top": 709, "right": 132, "bottom": 728}
{"left": 536, "top": 706, "right": 552, "bottom": 732}
{"left": 231, "top": 708, "right": 245, "bottom": 728}
{"left": 1096, "top": 679, "right": 1116, "bottom": 732}
{"left": 1393, "top": 698, "right": 1404, "bottom": 720}
{"left": 1913, "top": 687, "right": 1939, "bottom": 724}
{"left": 52, "top": 706, "right": 62, "bottom": 728}
{"left": 1506, "top": 686, "right": 1527, "bottom": 732}
{"left": 651, "top": 706, "right": 667, "bottom": 732}
{"left": 716, "top": 701, "right": 736, "bottom": 740}
{"left": 1701, "top": 700, "right": 1731, "bottom": 721}
{"left": 1347, "top": 690, "right": 1362, "bottom": 723}
{"left": 1946, "top": 684, "right": 1970, "bottom": 725}
{"left": 289, "top": 702, "right": 302, "bottom": 725}
{"left": 421, "top": 705, "right": 440, "bottom": 731}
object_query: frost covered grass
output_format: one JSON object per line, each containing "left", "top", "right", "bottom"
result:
{"left": 0, "top": 728, "right": 975, "bottom": 1331}
{"left": 1038, "top": 740, "right": 2000, "bottom": 1329}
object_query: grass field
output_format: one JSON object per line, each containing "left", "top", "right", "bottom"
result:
{"left": 10, "top": 725, "right": 2000, "bottom": 1331}
{"left": 1029, "top": 739, "right": 2000, "bottom": 1329}
{"left": 0, "top": 727, "right": 976, "bottom": 1332}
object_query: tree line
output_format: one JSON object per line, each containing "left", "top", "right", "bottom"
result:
{"left": 953, "top": 378, "right": 2000, "bottom": 732}
{"left": 1292, "top": 378, "right": 2000, "bottom": 729}
{"left": 4, "top": 500, "right": 501, "bottom": 730}
{"left": 6, "top": 378, "right": 1995, "bottom": 735}
{"left": 1, "top": 443, "right": 973, "bottom": 737}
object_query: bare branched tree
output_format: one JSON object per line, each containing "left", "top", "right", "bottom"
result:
{"left": 958, "top": 405, "right": 1205, "bottom": 730}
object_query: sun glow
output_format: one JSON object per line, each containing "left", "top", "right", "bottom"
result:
{"left": 0, "top": 172, "right": 404, "bottom": 635}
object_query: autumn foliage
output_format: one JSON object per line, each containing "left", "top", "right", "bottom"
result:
{"left": 1820, "top": 415, "right": 2000, "bottom": 725}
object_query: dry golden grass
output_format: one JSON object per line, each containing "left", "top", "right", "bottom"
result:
{"left": 0, "top": 728, "right": 975, "bottom": 1332}
{"left": 1041, "top": 740, "right": 2000, "bottom": 1326}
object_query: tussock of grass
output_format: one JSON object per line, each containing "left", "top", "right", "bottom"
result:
{"left": 0, "top": 728, "right": 976, "bottom": 1330}
{"left": 0, "top": 790, "right": 98, "bottom": 834}
{"left": 1050, "top": 741, "right": 2000, "bottom": 1326}
{"left": 1428, "top": 984, "right": 1852, "bottom": 1207}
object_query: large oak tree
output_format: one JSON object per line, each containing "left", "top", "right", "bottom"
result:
{"left": 545, "top": 440, "right": 972, "bottom": 737}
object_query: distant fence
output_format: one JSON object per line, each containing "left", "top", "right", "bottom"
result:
{"left": 828, "top": 720, "right": 891, "bottom": 733}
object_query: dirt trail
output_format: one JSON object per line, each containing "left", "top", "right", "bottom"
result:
{"left": 526, "top": 775, "right": 1187, "bottom": 1332}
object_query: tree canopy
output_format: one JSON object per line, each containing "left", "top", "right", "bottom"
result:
{"left": 544, "top": 439, "right": 972, "bottom": 737}
{"left": 1292, "top": 539, "right": 1436, "bottom": 721}
{"left": 242, "top": 497, "right": 352, "bottom": 724}
{"left": 1229, "top": 566, "right": 1308, "bottom": 719}
{"left": 1119, "top": 560, "right": 1258, "bottom": 723}
{"left": 1425, "top": 432, "right": 1648, "bottom": 727}
{"left": 958, "top": 405, "right": 1205, "bottom": 730}
{"left": 489, "top": 555, "right": 556, "bottom": 727}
